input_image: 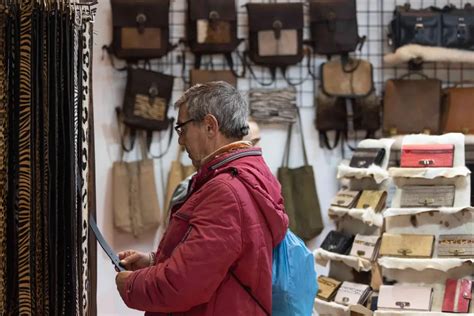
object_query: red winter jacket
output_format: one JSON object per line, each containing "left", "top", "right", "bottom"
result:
{"left": 122, "top": 147, "right": 289, "bottom": 315}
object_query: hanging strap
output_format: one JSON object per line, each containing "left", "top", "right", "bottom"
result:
{"left": 319, "top": 131, "right": 342, "bottom": 150}
{"left": 101, "top": 45, "right": 127, "bottom": 71}
{"left": 115, "top": 107, "right": 136, "bottom": 153}
{"left": 146, "top": 117, "right": 174, "bottom": 159}
{"left": 281, "top": 109, "right": 308, "bottom": 167}
{"left": 243, "top": 51, "right": 276, "bottom": 86}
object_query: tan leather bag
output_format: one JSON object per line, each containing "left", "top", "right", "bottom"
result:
{"left": 321, "top": 58, "right": 373, "bottom": 97}
{"left": 383, "top": 74, "right": 442, "bottom": 135}
{"left": 164, "top": 146, "right": 195, "bottom": 215}
{"left": 442, "top": 86, "right": 474, "bottom": 134}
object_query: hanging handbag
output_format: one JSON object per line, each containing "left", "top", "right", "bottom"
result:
{"left": 186, "top": 0, "right": 241, "bottom": 71}
{"left": 442, "top": 85, "right": 474, "bottom": 134}
{"left": 121, "top": 67, "right": 174, "bottom": 132}
{"left": 246, "top": 3, "right": 304, "bottom": 71}
{"left": 352, "top": 91, "right": 381, "bottom": 134}
{"left": 112, "top": 139, "right": 161, "bottom": 237}
{"left": 309, "top": 0, "right": 364, "bottom": 55}
{"left": 277, "top": 112, "right": 323, "bottom": 241}
{"left": 248, "top": 87, "right": 298, "bottom": 124}
{"left": 109, "top": 0, "right": 172, "bottom": 60}
{"left": 383, "top": 73, "right": 442, "bottom": 135}
{"left": 315, "top": 86, "right": 347, "bottom": 149}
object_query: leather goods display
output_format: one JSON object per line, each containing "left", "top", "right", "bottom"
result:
{"left": 320, "top": 230, "right": 355, "bottom": 254}
{"left": 334, "top": 281, "right": 372, "bottom": 306}
{"left": 400, "top": 144, "right": 455, "bottom": 168}
{"left": 349, "top": 234, "right": 380, "bottom": 261}
{"left": 355, "top": 190, "right": 387, "bottom": 213}
{"left": 400, "top": 185, "right": 455, "bottom": 208}
{"left": 349, "top": 148, "right": 385, "bottom": 168}
{"left": 317, "top": 276, "right": 342, "bottom": 301}
{"left": 378, "top": 285, "right": 433, "bottom": 311}
{"left": 320, "top": 58, "right": 373, "bottom": 98}
{"left": 277, "top": 113, "right": 323, "bottom": 241}
{"left": 379, "top": 233, "right": 434, "bottom": 258}
{"left": 246, "top": 3, "right": 304, "bottom": 67}
{"left": 309, "top": 0, "right": 363, "bottom": 55}
{"left": 186, "top": 0, "right": 239, "bottom": 55}
{"left": 189, "top": 69, "right": 237, "bottom": 87}
{"left": 438, "top": 234, "right": 474, "bottom": 257}
{"left": 110, "top": 0, "right": 171, "bottom": 60}
{"left": 315, "top": 86, "right": 347, "bottom": 149}
{"left": 383, "top": 76, "right": 442, "bottom": 135}
{"left": 352, "top": 90, "right": 381, "bottom": 134}
{"left": 389, "top": 3, "right": 474, "bottom": 50}
{"left": 442, "top": 86, "right": 474, "bottom": 134}
{"left": 122, "top": 68, "right": 174, "bottom": 131}
{"left": 330, "top": 190, "right": 361, "bottom": 208}
{"left": 442, "top": 278, "right": 473, "bottom": 313}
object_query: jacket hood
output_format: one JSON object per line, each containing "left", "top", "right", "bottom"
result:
{"left": 195, "top": 148, "right": 289, "bottom": 247}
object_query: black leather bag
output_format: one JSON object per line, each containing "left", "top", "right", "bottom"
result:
{"left": 321, "top": 231, "right": 355, "bottom": 255}
{"left": 309, "top": 0, "right": 364, "bottom": 55}
{"left": 186, "top": 0, "right": 240, "bottom": 69}
{"left": 110, "top": 0, "right": 172, "bottom": 60}
{"left": 349, "top": 148, "right": 386, "bottom": 168}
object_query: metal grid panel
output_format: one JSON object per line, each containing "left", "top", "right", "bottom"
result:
{"left": 144, "top": 0, "right": 474, "bottom": 109}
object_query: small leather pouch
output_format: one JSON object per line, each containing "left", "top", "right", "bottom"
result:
{"left": 189, "top": 69, "right": 237, "bottom": 87}
{"left": 334, "top": 281, "right": 372, "bottom": 306}
{"left": 246, "top": 3, "right": 304, "bottom": 67}
{"left": 350, "top": 234, "right": 380, "bottom": 261}
{"left": 379, "top": 233, "right": 434, "bottom": 258}
{"left": 330, "top": 190, "right": 361, "bottom": 208}
{"left": 349, "top": 148, "right": 386, "bottom": 168}
{"left": 378, "top": 285, "right": 433, "bottom": 311}
{"left": 355, "top": 190, "right": 387, "bottom": 213}
{"left": 442, "top": 86, "right": 474, "bottom": 134}
{"left": 438, "top": 234, "right": 474, "bottom": 257}
{"left": 321, "top": 58, "right": 373, "bottom": 98}
{"left": 317, "top": 276, "right": 342, "bottom": 301}
{"left": 320, "top": 230, "right": 355, "bottom": 255}
{"left": 401, "top": 185, "right": 455, "bottom": 208}
{"left": 400, "top": 144, "right": 455, "bottom": 168}
{"left": 442, "top": 278, "right": 473, "bottom": 313}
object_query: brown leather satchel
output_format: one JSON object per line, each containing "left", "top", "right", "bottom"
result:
{"left": 190, "top": 69, "right": 237, "bottom": 87}
{"left": 315, "top": 87, "right": 347, "bottom": 149}
{"left": 442, "top": 86, "right": 474, "bottom": 134}
{"left": 110, "top": 0, "right": 172, "bottom": 60}
{"left": 383, "top": 74, "right": 442, "bottom": 135}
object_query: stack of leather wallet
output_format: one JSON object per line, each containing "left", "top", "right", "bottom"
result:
{"left": 379, "top": 233, "right": 434, "bottom": 258}
{"left": 320, "top": 230, "right": 355, "bottom": 255}
{"left": 442, "top": 278, "right": 473, "bottom": 313}
{"left": 317, "top": 276, "right": 342, "bottom": 301}
{"left": 334, "top": 281, "right": 372, "bottom": 306}
{"left": 349, "top": 147, "right": 386, "bottom": 168}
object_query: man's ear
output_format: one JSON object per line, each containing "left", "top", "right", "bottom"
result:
{"left": 203, "top": 114, "right": 219, "bottom": 136}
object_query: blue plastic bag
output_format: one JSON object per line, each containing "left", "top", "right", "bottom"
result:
{"left": 272, "top": 230, "right": 318, "bottom": 316}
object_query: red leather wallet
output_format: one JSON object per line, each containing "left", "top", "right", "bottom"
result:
{"left": 442, "top": 278, "right": 472, "bottom": 313}
{"left": 400, "top": 144, "right": 454, "bottom": 168}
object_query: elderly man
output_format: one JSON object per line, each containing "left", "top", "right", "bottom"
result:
{"left": 115, "top": 81, "right": 288, "bottom": 315}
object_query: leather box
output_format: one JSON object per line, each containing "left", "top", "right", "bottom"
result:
{"left": 400, "top": 144, "right": 455, "bottom": 168}
{"left": 320, "top": 230, "right": 355, "bottom": 255}
{"left": 442, "top": 87, "right": 474, "bottom": 134}
{"left": 438, "top": 234, "right": 474, "bottom": 257}
{"left": 331, "top": 190, "right": 361, "bottom": 208}
{"left": 442, "top": 278, "right": 473, "bottom": 313}
{"left": 400, "top": 185, "right": 455, "bottom": 208}
{"left": 379, "top": 233, "right": 434, "bottom": 258}
{"left": 317, "top": 276, "right": 342, "bottom": 301}
{"left": 383, "top": 78, "right": 442, "bottom": 135}
{"left": 378, "top": 285, "right": 433, "bottom": 311}
{"left": 350, "top": 234, "right": 380, "bottom": 261}
{"left": 334, "top": 281, "right": 372, "bottom": 306}
{"left": 355, "top": 190, "right": 387, "bottom": 213}
{"left": 349, "top": 148, "right": 386, "bottom": 168}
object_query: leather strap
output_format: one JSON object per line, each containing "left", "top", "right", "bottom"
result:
{"left": 89, "top": 216, "right": 125, "bottom": 272}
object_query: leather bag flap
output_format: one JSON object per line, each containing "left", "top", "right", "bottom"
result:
{"left": 189, "top": 0, "right": 237, "bottom": 21}
{"left": 246, "top": 3, "right": 304, "bottom": 32}
{"left": 111, "top": 0, "right": 170, "bottom": 27}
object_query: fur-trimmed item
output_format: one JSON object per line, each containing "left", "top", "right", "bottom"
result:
{"left": 384, "top": 44, "right": 474, "bottom": 66}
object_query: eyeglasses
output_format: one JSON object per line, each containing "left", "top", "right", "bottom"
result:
{"left": 174, "top": 118, "right": 195, "bottom": 135}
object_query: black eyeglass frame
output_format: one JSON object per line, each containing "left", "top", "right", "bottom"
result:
{"left": 174, "top": 118, "right": 195, "bottom": 135}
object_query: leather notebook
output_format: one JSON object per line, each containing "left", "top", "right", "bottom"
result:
{"left": 334, "top": 281, "right": 372, "bottom": 306}
{"left": 320, "top": 230, "right": 355, "bottom": 255}
{"left": 442, "top": 278, "right": 472, "bottom": 313}
{"left": 331, "top": 190, "right": 361, "bottom": 208}
{"left": 355, "top": 190, "right": 387, "bottom": 213}
{"left": 400, "top": 185, "right": 455, "bottom": 208}
{"left": 438, "top": 234, "right": 474, "bottom": 257}
{"left": 379, "top": 233, "right": 434, "bottom": 258}
{"left": 317, "top": 276, "right": 342, "bottom": 301}
{"left": 378, "top": 285, "right": 433, "bottom": 311}
{"left": 349, "top": 148, "right": 386, "bottom": 168}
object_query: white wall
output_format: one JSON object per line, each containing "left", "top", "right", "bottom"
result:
{"left": 92, "top": 0, "right": 340, "bottom": 314}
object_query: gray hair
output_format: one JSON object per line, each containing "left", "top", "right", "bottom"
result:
{"left": 174, "top": 81, "right": 249, "bottom": 139}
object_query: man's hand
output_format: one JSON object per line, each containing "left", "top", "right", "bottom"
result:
{"left": 116, "top": 271, "right": 133, "bottom": 298}
{"left": 117, "top": 250, "right": 150, "bottom": 271}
